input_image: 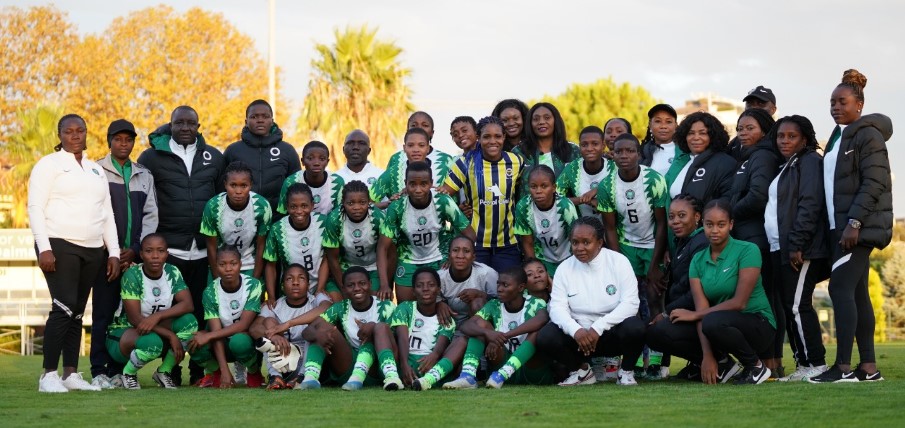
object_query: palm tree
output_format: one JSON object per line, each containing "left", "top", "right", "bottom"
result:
{"left": 1, "top": 104, "right": 63, "bottom": 227}
{"left": 297, "top": 25, "right": 414, "bottom": 170}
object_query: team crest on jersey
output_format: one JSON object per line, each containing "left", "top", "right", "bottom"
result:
{"left": 508, "top": 321, "right": 518, "bottom": 330}
{"left": 414, "top": 318, "right": 425, "bottom": 328}
{"left": 313, "top": 195, "right": 321, "bottom": 204}
{"left": 367, "top": 177, "right": 377, "bottom": 185}
{"left": 417, "top": 216, "right": 427, "bottom": 226}
{"left": 541, "top": 219, "right": 551, "bottom": 229}
{"left": 152, "top": 287, "right": 161, "bottom": 297}
{"left": 301, "top": 237, "right": 310, "bottom": 247}
{"left": 230, "top": 300, "right": 240, "bottom": 310}
{"left": 590, "top": 181, "right": 599, "bottom": 188}
{"left": 395, "top": 266, "right": 406, "bottom": 277}
{"left": 625, "top": 190, "right": 636, "bottom": 200}
{"left": 353, "top": 229, "right": 363, "bottom": 238}
{"left": 669, "top": 157, "right": 674, "bottom": 163}
{"left": 606, "top": 284, "right": 617, "bottom": 295}
{"left": 91, "top": 168, "right": 100, "bottom": 175}
{"left": 505, "top": 168, "right": 514, "bottom": 178}
{"left": 234, "top": 218, "right": 244, "bottom": 227}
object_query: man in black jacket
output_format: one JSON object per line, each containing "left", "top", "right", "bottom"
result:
{"left": 137, "top": 105, "right": 225, "bottom": 384}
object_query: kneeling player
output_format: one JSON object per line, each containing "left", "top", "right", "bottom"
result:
{"left": 445, "top": 267, "right": 551, "bottom": 389}
{"left": 299, "top": 266, "right": 396, "bottom": 390}
{"left": 250, "top": 263, "right": 332, "bottom": 389}
{"left": 106, "top": 234, "right": 198, "bottom": 389}
{"left": 188, "top": 245, "right": 265, "bottom": 388}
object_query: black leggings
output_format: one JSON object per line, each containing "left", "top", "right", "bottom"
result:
{"left": 536, "top": 317, "right": 646, "bottom": 372}
{"left": 828, "top": 234, "right": 875, "bottom": 366}
{"left": 42, "top": 238, "right": 105, "bottom": 371}
{"left": 646, "top": 310, "right": 775, "bottom": 367}
{"left": 773, "top": 253, "right": 829, "bottom": 367}
{"left": 759, "top": 248, "right": 784, "bottom": 360}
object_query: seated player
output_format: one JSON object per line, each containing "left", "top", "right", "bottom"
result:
{"left": 106, "top": 234, "right": 198, "bottom": 389}
{"left": 264, "top": 183, "right": 329, "bottom": 305}
{"left": 444, "top": 267, "right": 551, "bottom": 389}
{"left": 278, "top": 141, "right": 345, "bottom": 216}
{"left": 514, "top": 165, "right": 579, "bottom": 276}
{"left": 323, "top": 180, "right": 388, "bottom": 301}
{"left": 372, "top": 267, "right": 457, "bottom": 391}
{"left": 523, "top": 258, "right": 552, "bottom": 302}
{"left": 377, "top": 161, "right": 474, "bottom": 302}
{"left": 188, "top": 245, "right": 265, "bottom": 388}
{"left": 437, "top": 235, "right": 498, "bottom": 328}
{"left": 249, "top": 264, "right": 331, "bottom": 390}
{"left": 298, "top": 266, "right": 397, "bottom": 390}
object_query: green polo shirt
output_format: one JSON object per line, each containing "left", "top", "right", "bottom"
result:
{"left": 689, "top": 237, "right": 775, "bottom": 328}
{"left": 113, "top": 160, "right": 132, "bottom": 249}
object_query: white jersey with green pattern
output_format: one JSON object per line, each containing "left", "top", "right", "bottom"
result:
{"left": 110, "top": 263, "right": 187, "bottom": 330}
{"left": 380, "top": 192, "right": 469, "bottom": 264}
{"left": 203, "top": 274, "right": 263, "bottom": 328}
{"left": 320, "top": 297, "right": 396, "bottom": 349}
{"left": 475, "top": 296, "right": 547, "bottom": 353}
{"left": 369, "top": 149, "right": 455, "bottom": 202}
{"left": 322, "top": 205, "right": 384, "bottom": 271}
{"left": 557, "top": 158, "right": 612, "bottom": 218}
{"left": 263, "top": 213, "right": 328, "bottom": 290}
{"left": 513, "top": 194, "right": 579, "bottom": 264}
{"left": 200, "top": 192, "right": 272, "bottom": 271}
{"left": 260, "top": 293, "right": 332, "bottom": 343}
{"left": 390, "top": 301, "right": 456, "bottom": 356}
{"left": 277, "top": 171, "right": 345, "bottom": 216}
{"left": 597, "top": 165, "right": 668, "bottom": 248}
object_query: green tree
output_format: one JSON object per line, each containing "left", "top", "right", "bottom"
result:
{"left": 296, "top": 25, "right": 414, "bottom": 170}
{"left": 0, "top": 104, "right": 65, "bottom": 227}
{"left": 869, "top": 268, "right": 888, "bottom": 342}
{"left": 531, "top": 77, "right": 659, "bottom": 143}
{"left": 878, "top": 242, "right": 905, "bottom": 335}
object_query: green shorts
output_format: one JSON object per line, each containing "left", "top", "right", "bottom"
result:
{"left": 326, "top": 270, "right": 381, "bottom": 294}
{"left": 394, "top": 260, "right": 442, "bottom": 287}
{"left": 619, "top": 244, "right": 653, "bottom": 277}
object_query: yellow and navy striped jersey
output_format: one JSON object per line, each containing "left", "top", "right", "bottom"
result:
{"left": 444, "top": 151, "right": 523, "bottom": 248}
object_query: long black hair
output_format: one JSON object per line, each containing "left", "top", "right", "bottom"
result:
{"left": 768, "top": 115, "right": 820, "bottom": 156}
{"left": 523, "top": 102, "right": 573, "bottom": 163}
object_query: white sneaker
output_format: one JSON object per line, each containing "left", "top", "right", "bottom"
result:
{"left": 90, "top": 374, "right": 114, "bottom": 389}
{"left": 617, "top": 368, "right": 638, "bottom": 386}
{"left": 233, "top": 362, "right": 247, "bottom": 385}
{"left": 61, "top": 372, "right": 102, "bottom": 391}
{"left": 109, "top": 374, "right": 125, "bottom": 388}
{"left": 558, "top": 364, "right": 596, "bottom": 386}
{"left": 779, "top": 364, "right": 827, "bottom": 382}
{"left": 39, "top": 371, "right": 69, "bottom": 393}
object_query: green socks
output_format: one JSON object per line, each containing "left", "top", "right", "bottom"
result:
{"left": 460, "top": 338, "right": 485, "bottom": 378}
{"left": 421, "top": 358, "right": 453, "bottom": 388}
{"left": 349, "top": 343, "right": 375, "bottom": 383}
{"left": 303, "top": 344, "right": 326, "bottom": 382}
{"left": 379, "top": 349, "right": 400, "bottom": 380}
{"left": 499, "top": 341, "right": 535, "bottom": 380}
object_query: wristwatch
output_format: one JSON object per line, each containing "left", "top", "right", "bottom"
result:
{"left": 848, "top": 219, "right": 862, "bottom": 230}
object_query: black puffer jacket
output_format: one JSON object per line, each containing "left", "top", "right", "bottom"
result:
{"left": 640, "top": 140, "right": 664, "bottom": 167}
{"left": 830, "top": 113, "right": 894, "bottom": 249}
{"left": 223, "top": 124, "right": 301, "bottom": 213}
{"left": 665, "top": 229, "right": 709, "bottom": 314}
{"left": 679, "top": 149, "right": 736, "bottom": 205}
{"left": 729, "top": 138, "right": 781, "bottom": 250}
{"left": 137, "top": 124, "right": 225, "bottom": 252}
{"left": 774, "top": 150, "right": 829, "bottom": 264}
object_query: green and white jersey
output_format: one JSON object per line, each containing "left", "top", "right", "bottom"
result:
{"left": 260, "top": 293, "right": 332, "bottom": 343}
{"left": 110, "top": 263, "right": 187, "bottom": 330}
{"left": 200, "top": 192, "right": 272, "bottom": 271}
{"left": 390, "top": 301, "right": 455, "bottom": 356}
{"left": 203, "top": 274, "right": 263, "bottom": 327}
{"left": 369, "top": 149, "right": 455, "bottom": 202}
{"left": 475, "top": 296, "right": 547, "bottom": 353}
{"left": 557, "top": 158, "right": 612, "bottom": 218}
{"left": 513, "top": 194, "right": 579, "bottom": 264}
{"left": 277, "top": 170, "right": 345, "bottom": 216}
{"left": 322, "top": 205, "right": 384, "bottom": 271}
{"left": 438, "top": 262, "right": 498, "bottom": 326}
{"left": 320, "top": 297, "right": 396, "bottom": 349}
{"left": 380, "top": 191, "right": 470, "bottom": 264}
{"left": 597, "top": 165, "right": 668, "bottom": 248}
{"left": 263, "top": 213, "right": 328, "bottom": 291}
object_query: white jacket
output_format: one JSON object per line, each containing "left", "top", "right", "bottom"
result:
{"left": 549, "top": 248, "right": 639, "bottom": 337}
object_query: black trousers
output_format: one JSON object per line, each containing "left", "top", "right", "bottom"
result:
{"left": 646, "top": 310, "right": 775, "bottom": 368}
{"left": 42, "top": 238, "right": 105, "bottom": 370}
{"left": 828, "top": 233, "right": 875, "bottom": 365}
{"left": 536, "top": 316, "right": 645, "bottom": 372}
{"left": 759, "top": 248, "right": 784, "bottom": 360}
{"left": 89, "top": 264, "right": 124, "bottom": 377}
{"left": 166, "top": 255, "right": 210, "bottom": 380}
{"left": 773, "top": 253, "right": 829, "bottom": 367}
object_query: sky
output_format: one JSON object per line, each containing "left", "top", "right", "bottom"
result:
{"left": 7, "top": 0, "right": 905, "bottom": 214}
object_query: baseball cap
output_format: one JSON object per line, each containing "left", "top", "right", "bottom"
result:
{"left": 647, "top": 103, "right": 677, "bottom": 119}
{"left": 743, "top": 86, "right": 776, "bottom": 105}
{"left": 107, "top": 119, "right": 137, "bottom": 137}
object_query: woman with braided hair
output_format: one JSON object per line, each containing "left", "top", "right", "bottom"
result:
{"left": 492, "top": 99, "right": 531, "bottom": 152}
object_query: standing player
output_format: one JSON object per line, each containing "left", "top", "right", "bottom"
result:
{"left": 201, "top": 161, "right": 272, "bottom": 280}
{"left": 188, "top": 246, "right": 265, "bottom": 388}
{"left": 370, "top": 127, "right": 453, "bottom": 208}
{"left": 277, "top": 141, "right": 345, "bottom": 216}
{"left": 298, "top": 267, "right": 396, "bottom": 390}
{"left": 557, "top": 126, "right": 611, "bottom": 218}
{"left": 377, "top": 161, "right": 474, "bottom": 302}
{"left": 106, "top": 234, "right": 197, "bottom": 389}
{"left": 250, "top": 264, "right": 331, "bottom": 390}
{"left": 334, "top": 130, "right": 384, "bottom": 190}
{"left": 514, "top": 166, "right": 579, "bottom": 276}
{"left": 263, "top": 183, "right": 329, "bottom": 306}
{"left": 449, "top": 116, "right": 479, "bottom": 153}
